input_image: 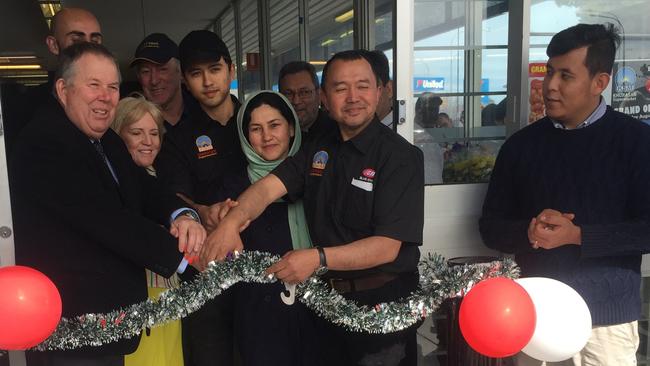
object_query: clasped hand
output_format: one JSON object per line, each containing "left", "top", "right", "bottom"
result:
{"left": 170, "top": 215, "right": 206, "bottom": 257}
{"left": 528, "top": 208, "right": 581, "bottom": 250}
{"left": 266, "top": 249, "right": 320, "bottom": 284}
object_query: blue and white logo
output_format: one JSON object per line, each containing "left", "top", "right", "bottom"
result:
{"left": 615, "top": 66, "right": 637, "bottom": 93}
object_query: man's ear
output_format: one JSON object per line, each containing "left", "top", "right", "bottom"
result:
{"left": 592, "top": 72, "right": 610, "bottom": 96}
{"left": 55, "top": 79, "right": 67, "bottom": 106}
{"left": 229, "top": 63, "right": 236, "bottom": 83}
{"left": 46, "top": 36, "right": 60, "bottom": 56}
{"left": 386, "top": 80, "right": 394, "bottom": 99}
{"left": 320, "top": 88, "right": 329, "bottom": 111}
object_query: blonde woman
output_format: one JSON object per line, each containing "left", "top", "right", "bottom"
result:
{"left": 111, "top": 95, "right": 183, "bottom": 366}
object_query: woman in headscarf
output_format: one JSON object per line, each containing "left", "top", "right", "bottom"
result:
{"left": 218, "top": 90, "right": 316, "bottom": 366}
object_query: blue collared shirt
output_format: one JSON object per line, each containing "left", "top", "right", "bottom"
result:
{"left": 551, "top": 97, "right": 607, "bottom": 130}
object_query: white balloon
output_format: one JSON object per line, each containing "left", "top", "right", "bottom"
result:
{"left": 516, "top": 277, "right": 592, "bottom": 362}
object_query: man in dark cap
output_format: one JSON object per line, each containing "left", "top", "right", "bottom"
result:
{"left": 131, "top": 33, "right": 192, "bottom": 130}
{"left": 153, "top": 30, "right": 245, "bottom": 366}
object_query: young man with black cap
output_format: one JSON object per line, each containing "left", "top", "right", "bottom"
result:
{"left": 131, "top": 33, "right": 193, "bottom": 130}
{"left": 153, "top": 30, "right": 244, "bottom": 366}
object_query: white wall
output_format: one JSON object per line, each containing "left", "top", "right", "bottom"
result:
{"left": 421, "top": 183, "right": 499, "bottom": 260}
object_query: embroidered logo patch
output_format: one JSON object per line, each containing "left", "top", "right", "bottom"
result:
{"left": 310, "top": 150, "right": 329, "bottom": 176}
{"left": 196, "top": 135, "right": 217, "bottom": 159}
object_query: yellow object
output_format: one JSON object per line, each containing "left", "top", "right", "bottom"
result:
{"left": 124, "top": 287, "right": 184, "bottom": 366}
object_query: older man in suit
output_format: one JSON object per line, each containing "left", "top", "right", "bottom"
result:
{"left": 10, "top": 42, "right": 206, "bottom": 366}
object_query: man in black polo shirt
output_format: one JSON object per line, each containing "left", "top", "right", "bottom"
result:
{"left": 201, "top": 50, "right": 424, "bottom": 365}
{"left": 154, "top": 30, "right": 244, "bottom": 366}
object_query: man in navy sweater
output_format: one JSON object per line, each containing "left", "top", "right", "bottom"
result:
{"left": 480, "top": 23, "right": 650, "bottom": 365}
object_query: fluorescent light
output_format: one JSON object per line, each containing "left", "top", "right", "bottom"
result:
{"left": 309, "top": 61, "right": 327, "bottom": 66}
{"left": 335, "top": 9, "right": 353, "bottom": 23}
{"left": 0, "top": 65, "right": 42, "bottom": 70}
{"left": 321, "top": 39, "right": 336, "bottom": 47}
{"left": 339, "top": 30, "right": 353, "bottom": 39}
{"left": 1, "top": 74, "right": 48, "bottom": 78}
{"left": 0, "top": 56, "right": 38, "bottom": 63}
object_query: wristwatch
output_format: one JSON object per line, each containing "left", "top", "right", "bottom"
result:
{"left": 314, "top": 246, "right": 328, "bottom": 276}
{"left": 177, "top": 209, "right": 201, "bottom": 223}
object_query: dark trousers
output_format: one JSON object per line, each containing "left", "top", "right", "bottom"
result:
{"left": 315, "top": 272, "right": 420, "bottom": 366}
{"left": 182, "top": 288, "right": 240, "bottom": 366}
{"left": 25, "top": 352, "right": 123, "bottom": 366}
{"left": 234, "top": 282, "right": 318, "bottom": 366}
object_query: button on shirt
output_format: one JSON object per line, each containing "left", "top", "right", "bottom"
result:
{"left": 154, "top": 95, "right": 246, "bottom": 205}
{"left": 273, "top": 118, "right": 424, "bottom": 278}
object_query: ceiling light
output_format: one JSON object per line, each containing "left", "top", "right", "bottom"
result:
{"left": 0, "top": 65, "right": 42, "bottom": 70}
{"left": 335, "top": 9, "right": 353, "bottom": 23}
{"left": 321, "top": 39, "right": 336, "bottom": 47}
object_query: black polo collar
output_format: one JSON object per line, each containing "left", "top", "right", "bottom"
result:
{"left": 341, "top": 117, "right": 382, "bottom": 155}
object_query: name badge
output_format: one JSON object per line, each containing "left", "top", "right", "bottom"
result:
{"left": 351, "top": 178, "right": 373, "bottom": 192}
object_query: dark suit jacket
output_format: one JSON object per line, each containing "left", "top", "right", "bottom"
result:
{"left": 10, "top": 100, "right": 186, "bottom": 356}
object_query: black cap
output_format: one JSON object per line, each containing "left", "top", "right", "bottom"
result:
{"left": 179, "top": 30, "right": 231, "bottom": 72}
{"left": 130, "top": 33, "right": 178, "bottom": 67}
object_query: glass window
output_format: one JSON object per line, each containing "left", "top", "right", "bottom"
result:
{"left": 374, "top": 0, "right": 393, "bottom": 50}
{"left": 221, "top": 8, "right": 239, "bottom": 97}
{"left": 270, "top": 0, "right": 300, "bottom": 90}
{"left": 308, "top": 0, "right": 354, "bottom": 73}
{"left": 240, "top": 0, "right": 262, "bottom": 100}
{"left": 412, "top": 0, "right": 508, "bottom": 185}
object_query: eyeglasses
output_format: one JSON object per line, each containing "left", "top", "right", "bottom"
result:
{"left": 282, "top": 88, "right": 315, "bottom": 100}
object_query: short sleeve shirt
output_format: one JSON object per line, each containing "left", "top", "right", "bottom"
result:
{"left": 273, "top": 118, "right": 424, "bottom": 277}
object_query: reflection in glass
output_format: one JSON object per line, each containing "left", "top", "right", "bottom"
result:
{"left": 412, "top": 0, "right": 508, "bottom": 185}
{"left": 308, "top": 0, "right": 354, "bottom": 73}
{"left": 240, "top": 0, "right": 261, "bottom": 99}
{"left": 221, "top": 8, "right": 238, "bottom": 97}
{"left": 270, "top": 0, "right": 300, "bottom": 90}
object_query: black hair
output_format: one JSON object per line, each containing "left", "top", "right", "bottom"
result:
{"left": 241, "top": 92, "right": 296, "bottom": 143}
{"left": 366, "top": 50, "right": 390, "bottom": 86}
{"left": 481, "top": 104, "right": 497, "bottom": 126}
{"left": 278, "top": 61, "right": 319, "bottom": 90}
{"left": 414, "top": 92, "right": 442, "bottom": 128}
{"left": 495, "top": 98, "right": 507, "bottom": 122}
{"left": 57, "top": 42, "right": 120, "bottom": 83}
{"left": 547, "top": 23, "right": 621, "bottom": 76}
{"left": 321, "top": 49, "right": 380, "bottom": 91}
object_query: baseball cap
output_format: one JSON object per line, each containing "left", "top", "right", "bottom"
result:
{"left": 179, "top": 30, "right": 231, "bottom": 72}
{"left": 130, "top": 33, "right": 178, "bottom": 67}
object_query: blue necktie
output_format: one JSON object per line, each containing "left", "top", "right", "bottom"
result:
{"left": 92, "top": 140, "right": 120, "bottom": 184}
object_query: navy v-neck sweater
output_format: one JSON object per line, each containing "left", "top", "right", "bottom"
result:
{"left": 480, "top": 107, "right": 650, "bottom": 326}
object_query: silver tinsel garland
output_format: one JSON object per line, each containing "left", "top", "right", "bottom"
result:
{"left": 28, "top": 251, "right": 517, "bottom": 351}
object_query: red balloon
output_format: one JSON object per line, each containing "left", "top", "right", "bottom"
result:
{"left": 459, "top": 277, "right": 536, "bottom": 358}
{"left": 0, "top": 266, "right": 62, "bottom": 350}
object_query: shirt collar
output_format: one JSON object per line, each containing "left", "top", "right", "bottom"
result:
{"left": 380, "top": 110, "right": 393, "bottom": 127}
{"left": 551, "top": 97, "right": 606, "bottom": 129}
{"left": 193, "top": 94, "right": 241, "bottom": 125}
{"left": 342, "top": 117, "right": 382, "bottom": 155}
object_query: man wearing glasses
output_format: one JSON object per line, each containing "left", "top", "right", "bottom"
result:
{"left": 278, "top": 61, "right": 335, "bottom": 140}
